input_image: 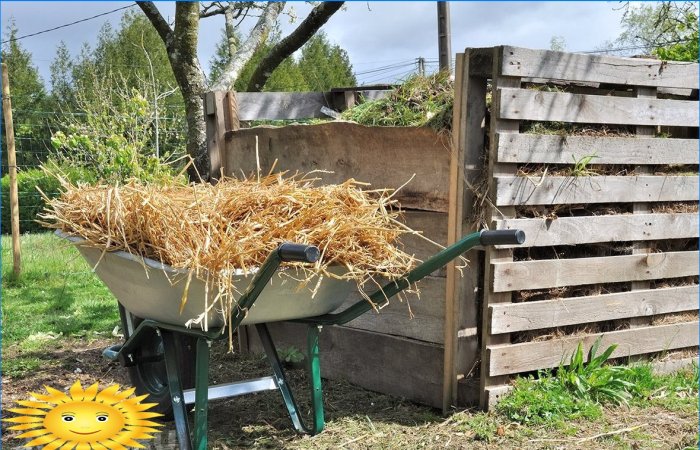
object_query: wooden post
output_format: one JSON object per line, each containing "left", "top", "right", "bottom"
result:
{"left": 479, "top": 47, "right": 521, "bottom": 410}
{"left": 2, "top": 63, "right": 20, "bottom": 277}
{"left": 204, "top": 90, "right": 239, "bottom": 182}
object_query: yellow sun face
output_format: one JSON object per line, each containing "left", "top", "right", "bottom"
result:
{"left": 4, "top": 381, "right": 163, "bottom": 450}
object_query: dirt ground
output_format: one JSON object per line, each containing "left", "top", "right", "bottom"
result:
{"left": 2, "top": 337, "right": 697, "bottom": 450}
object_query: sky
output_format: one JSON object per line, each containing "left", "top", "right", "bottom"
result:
{"left": 0, "top": 1, "right": 628, "bottom": 87}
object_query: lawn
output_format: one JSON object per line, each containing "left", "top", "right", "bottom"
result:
{"left": 1, "top": 233, "right": 698, "bottom": 449}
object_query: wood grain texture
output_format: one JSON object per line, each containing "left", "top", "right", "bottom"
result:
{"left": 341, "top": 276, "right": 446, "bottom": 344}
{"left": 248, "top": 321, "right": 445, "bottom": 408}
{"left": 495, "top": 175, "right": 698, "bottom": 206}
{"left": 235, "top": 92, "right": 335, "bottom": 120}
{"left": 499, "top": 46, "right": 699, "bottom": 89}
{"left": 494, "top": 213, "right": 699, "bottom": 248}
{"left": 224, "top": 122, "right": 451, "bottom": 212}
{"left": 496, "top": 134, "right": 698, "bottom": 165}
{"left": 497, "top": 88, "right": 698, "bottom": 127}
{"left": 490, "top": 285, "right": 699, "bottom": 334}
{"left": 492, "top": 251, "right": 699, "bottom": 292}
{"left": 488, "top": 321, "right": 699, "bottom": 376}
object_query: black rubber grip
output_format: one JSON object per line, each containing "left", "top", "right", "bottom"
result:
{"left": 278, "top": 243, "right": 320, "bottom": 263}
{"left": 480, "top": 229, "right": 526, "bottom": 246}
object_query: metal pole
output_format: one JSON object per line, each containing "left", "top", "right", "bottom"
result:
{"left": 437, "top": 2, "right": 452, "bottom": 74}
{"left": 2, "top": 63, "right": 21, "bottom": 277}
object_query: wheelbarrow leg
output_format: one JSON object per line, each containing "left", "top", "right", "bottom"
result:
{"left": 161, "top": 330, "right": 193, "bottom": 450}
{"left": 193, "top": 337, "right": 211, "bottom": 450}
{"left": 256, "top": 323, "right": 324, "bottom": 435}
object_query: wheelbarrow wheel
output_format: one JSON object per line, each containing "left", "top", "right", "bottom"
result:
{"left": 118, "top": 304, "right": 196, "bottom": 420}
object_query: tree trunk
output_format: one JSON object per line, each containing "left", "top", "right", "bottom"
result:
{"left": 138, "top": 1, "right": 210, "bottom": 181}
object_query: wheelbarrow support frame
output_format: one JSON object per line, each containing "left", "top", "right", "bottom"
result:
{"left": 105, "top": 230, "right": 524, "bottom": 450}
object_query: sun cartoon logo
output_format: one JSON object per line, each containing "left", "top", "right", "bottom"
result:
{"left": 4, "top": 381, "right": 163, "bottom": 449}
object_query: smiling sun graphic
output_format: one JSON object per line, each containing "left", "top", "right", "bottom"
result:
{"left": 4, "top": 381, "right": 163, "bottom": 449}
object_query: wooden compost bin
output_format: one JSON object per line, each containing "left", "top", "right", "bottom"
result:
{"left": 465, "top": 46, "right": 699, "bottom": 409}
{"left": 211, "top": 120, "right": 480, "bottom": 410}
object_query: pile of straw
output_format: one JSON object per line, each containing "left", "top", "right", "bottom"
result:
{"left": 40, "top": 173, "right": 417, "bottom": 332}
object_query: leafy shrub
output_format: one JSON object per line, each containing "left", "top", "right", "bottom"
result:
{"left": 1, "top": 166, "right": 96, "bottom": 234}
{"left": 50, "top": 72, "right": 184, "bottom": 184}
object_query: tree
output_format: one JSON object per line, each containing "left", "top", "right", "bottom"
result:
{"left": 1, "top": 21, "right": 49, "bottom": 171}
{"left": 137, "top": 2, "right": 344, "bottom": 181}
{"left": 49, "top": 42, "right": 75, "bottom": 107}
{"left": 297, "top": 32, "right": 356, "bottom": 91}
{"left": 615, "top": 1, "right": 698, "bottom": 61}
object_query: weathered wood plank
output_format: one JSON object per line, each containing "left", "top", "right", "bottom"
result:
{"left": 499, "top": 46, "right": 699, "bottom": 89}
{"left": 400, "top": 211, "right": 448, "bottom": 276}
{"left": 235, "top": 92, "right": 335, "bottom": 120}
{"left": 496, "top": 134, "right": 698, "bottom": 165}
{"left": 342, "top": 276, "right": 446, "bottom": 343}
{"left": 224, "top": 122, "right": 451, "bottom": 212}
{"left": 498, "top": 88, "right": 698, "bottom": 127}
{"left": 480, "top": 47, "right": 521, "bottom": 410}
{"left": 494, "top": 213, "right": 699, "bottom": 248}
{"left": 493, "top": 251, "right": 699, "bottom": 292}
{"left": 495, "top": 175, "right": 698, "bottom": 206}
{"left": 490, "top": 285, "right": 699, "bottom": 334}
{"left": 248, "top": 322, "right": 445, "bottom": 408}
{"left": 488, "top": 321, "right": 699, "bottom": 376}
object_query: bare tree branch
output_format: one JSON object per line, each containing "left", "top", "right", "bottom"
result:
{"left": 246, "top": 1, "right": 344, "bottom": 92}
{"left": 211, "top": 2, "right": 285, "bottom": 90}
{"left": 136, "top": 2, "right": 174, "bottom": 48}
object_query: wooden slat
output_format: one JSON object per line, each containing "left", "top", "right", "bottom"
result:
{"left": 235, "top": 92, "right": 334, "bottom": 120}
{"left": 499, "top": 46, "right": 699, "bottom": 89}
{"left": 498, "top": 88, "right": 698, "bottom": 127}
{"left": 490, "top": 285, "right": 699, "bottom": 334}
{"left": 493, "top": 251, "right": 699, "bottom": 292}
{"left": 401, "top": 211, "right": 448, "bottom": 276}
{"left": 342, "top": 276, "right": 445, "bottom": 343}
{"left": 495, "top": 175, "right": 698, "bottom": 206}
{"left": 249, "top": 321, "right": 445, "bottom": 408}
{"left": 495, "top": 213, "right": 699, "bottom": 247}
{"left": 488, "top": 321, "right": 699, "bottom": 376}
{"left": 496, "top": 134, "right": 698, "bottom": 165}
{"left": 224, "top": 122, "right": 451, "bottom": 212}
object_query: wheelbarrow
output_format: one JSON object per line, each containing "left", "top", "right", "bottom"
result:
{"left": 60, "top": 228, "right": 525, "bottom": 449}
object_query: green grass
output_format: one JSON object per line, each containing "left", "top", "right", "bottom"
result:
{"left": 2, "top": 232, "right": 120, "bottom": 377}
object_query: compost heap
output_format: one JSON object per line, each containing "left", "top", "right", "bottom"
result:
{"left": 41, "top": 173, "right": 417, "bottom": 341}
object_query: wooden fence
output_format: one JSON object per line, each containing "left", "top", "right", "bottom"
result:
{"left": 205, "top": 46, "right": 698, "bottom": 411}
{"left": 458, "top": 46, "right": 699, "bottom": 409}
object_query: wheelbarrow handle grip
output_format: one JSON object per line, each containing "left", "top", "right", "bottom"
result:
{"left": 480, "top": 229, "right": 526, "bottom": 246}
{"left": 278, "top": 243, "right": 320, "bottom": 263}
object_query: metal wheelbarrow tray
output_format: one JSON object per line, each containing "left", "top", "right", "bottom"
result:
{"left": 60, "top": 228, "right": 525, "bottom": 450}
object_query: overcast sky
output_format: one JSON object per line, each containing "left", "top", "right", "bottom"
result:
{"left": 1, "top": 2, "right": 627, "bottom": 87}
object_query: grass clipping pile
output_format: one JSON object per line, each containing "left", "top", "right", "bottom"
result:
{"left": 41, "top": 173, "right": 417, "bottom": 342}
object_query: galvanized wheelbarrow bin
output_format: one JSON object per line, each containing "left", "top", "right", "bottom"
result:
{"left": 60, "top": 229, "right": 524, "bottom": 450}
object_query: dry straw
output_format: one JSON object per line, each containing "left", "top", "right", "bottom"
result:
{"left": 40, "top": 172, "right": 418, "bottom": 337}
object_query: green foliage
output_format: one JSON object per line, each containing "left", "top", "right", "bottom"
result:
{"left": 1, "top": 21, "right": 51, "bottom": 171}
{"left": 297, "top": 32, "right": 356, "bottom": 90}
{"left": 616, "top": 2, "right": 698, "bottom": 61}
{"left": 569, "top": 153, "right": 599, "bottom": 177}
{"left": 341, "top": 72, "right": 453, "bottom": 131}
{"left": 210, "top": 30, "right": 355, "bottom": 92}
{"left": 497, "top": 375, "right": 603, "bottom": 425}
{"left": 50, "top": 72, "right": 183, "bottom": 184}
{"left": 557, "top": 338, "right": 635, "bottom": 405}
{"left": 278, "top": 346, "right": 305, "bottom": 364}
{"left": 1, "top": 166, "right": 96, "bottom": 234}
{"left": 2, "top": 233, "right": 119, "bottom": 377}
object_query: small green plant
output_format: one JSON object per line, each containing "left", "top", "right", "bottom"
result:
{"left": 569, "top": 153, "right": 599, "bottom": 177}
{"left": 557, "top": 337, "right": 635, "bottom": 405}
{"left": 278, "top": 346, "right": 305, "bottom": 365}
